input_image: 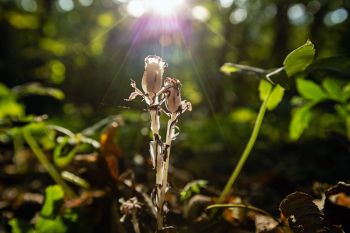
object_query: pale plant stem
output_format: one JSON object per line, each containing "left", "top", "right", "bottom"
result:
{"left": 157, "top": 113, "right": 176, "bottom": 230}
{"left": 22, "top": 128, "right": 77, "bottom": 198}
{"left": 148, "top": 97, "right": 164, "bottom": 230}
{"left": 131, "top": 213, "right": 141, "bottom": 233}
{"left": 217, "top": 89, "right": 272, "bottom": 204}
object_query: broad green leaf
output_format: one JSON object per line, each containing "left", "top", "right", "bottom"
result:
{"left": 283, "top": 41, "right": 315, "bottom": 77}
{"left": 259, "top": 79, "right": 272, "bottom": 101}
{"left": 220, "top": 63, "right": 266, "bottom": 76}
{"left": 296, "top": 79, "right": 328, "bottom": 101}
{"left": 41, "top": 185, "right": 64, "bottom": 217}
{"left": 267, "top": 84, "right": 285, "bottom": 110}
{"left": 289, "top": 103, "right": 314, "bottom": 141}
{"left": 322, "top": 78, "right": 345, "bottom": 102}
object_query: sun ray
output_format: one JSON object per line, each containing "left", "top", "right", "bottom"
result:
{"left": 173, "top": 14, "right": 232, "bottom": 141}
{"left": 89, "top": 15, "right": 128, "bottom": 45}
{"left": 98, "top": 19, "right": 148, "bottom": 111}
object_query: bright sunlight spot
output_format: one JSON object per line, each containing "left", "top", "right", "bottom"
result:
{"left": 147, "top": 0, "right": 184, "bottom": 16}
{"left": 127, "top": 0, "right": 146, "bottom": 18}
{"left": 126, "top": 0, "right": 184, "bottom": 18}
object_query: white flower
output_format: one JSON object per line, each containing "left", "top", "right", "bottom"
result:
{"left": 142, "top": 55, "right": 167, "bottom": 100}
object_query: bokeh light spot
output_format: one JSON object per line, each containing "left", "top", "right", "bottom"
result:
{"left": 307, "top": 0, "right": 321, "bottom": 14}
{"left": 324, "top": 8, "right": 348, "bottom": 26}
{"left": 219, "top": 0, "right": 234, "bottom": 9}
{"left": 192, "top": 5, "right": 210, "bottom": 22}
{"left": 98, "top": 13, "right": 114, "bottom": 28}
{"left": 79, "top": 0, "right": 93, "bottom": 7}
{"left": 229, "top": 8, "right": 247, "bottom": 24}
{"left": 21, "top": 0, "right": 37, "bottom": 12}
{"left": 58, "top": 0, "right": 75, "bottom": 12}
{"left": 287, "top": 4, "right": 307, "bottom": 25}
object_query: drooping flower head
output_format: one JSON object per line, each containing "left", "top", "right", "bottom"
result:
{"left": 142, "top": 55, "right": 167, "bottom": 100}
{"left": 164, "top": 77, "right": 182, "bottom": 113}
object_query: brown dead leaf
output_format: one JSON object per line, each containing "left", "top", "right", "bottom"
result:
{"left": 324, "top": 182, "right": 350, "bottom": 232}
{"left": 100, "top": 121, "right": 122, "bottom": 182}
{"left": 279, "top": 192, "right": 343, "bottom": 233}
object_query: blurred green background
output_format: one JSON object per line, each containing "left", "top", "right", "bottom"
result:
{"left": 1, "top": 0, "right": 350, "bottom": 213}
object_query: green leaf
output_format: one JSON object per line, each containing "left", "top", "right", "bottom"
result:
{"left": 322, "top": 78, "right": 345, "bottom": 103}
{"left": 267, "top": 85, "right": 285, "bottom": 111}
{"left": 53, "top": 137, "right": 78, "bottom": 168}
{"left": 283, "top": 40, "right": 315, "bottom": 77}
{"left": 0, "top": 100, "right": 24, "bottom": 118}
{"left": 180, "top": 180, "right": 208, "bottom": 201}
{"left": 220, "top": 63, "right": 240, "bottom": 75}
{"left": 289, "top": 103, "right": 314, "bottom": 141}
{"left": 259, "top": 80, "right": 285, "bottom": 110}
{"left": 9, "top": 219, "right": 35, "bottom": 233}
{"left": 259, "top": 79, "right": 272, "bottom": 101}
{"left": 296, "top": 79, "right": 328, "bottom": 101}
{"left": 41, "top": 185, "right": 64, "bottom": 217}
{"left": 35, "top": 216, "right": 68, "bottom": 233}
{"left": 12, "top": 82, "right": 65, "bottom": 100}
{"left": 220, "top": 63, "right": 267, "bottom": 76}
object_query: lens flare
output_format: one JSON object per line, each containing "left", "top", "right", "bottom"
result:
{"left": 126, "top": 0, "right": 184, "bottom": 18}
{"left": 147, "top": 0, "right": 184, "bottom": 16}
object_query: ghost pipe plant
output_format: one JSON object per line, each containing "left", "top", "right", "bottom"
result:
{"left": 126, "top": 55, "right": 192, "bottom": 230}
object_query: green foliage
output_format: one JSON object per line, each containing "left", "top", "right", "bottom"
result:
{"left": 53, "top": 137, "right": 78, "bottom": 168}
{"left": 289, "top": 103, "right": 314, "bottom": 141}
{"left": 9, "top": 219, "right": 35, "bottom": 233}
{"left": 290, "top": 77, "right": 350, "bottom": 141}
{"left": 258, "top": 80, "right": 272, "bottom": 101}
{"left": 10, "top": 185, "right": 82, "bottom": 233}
{"left": 283, "top": 41, "right": 315, "bottom": 78}
{"left": 267, "top": 85, "right": 285, "bottom": 111}
{"left": 322, "top": 78, "right": 346, "bottom": 103}
{"left": 40, "top": 185, "right": 65, "bottom": 217}
{"left": 258, "top": 80, "right": 285, "bottom": 111}
{"left": 12, "top": 83, "right": 65, "bottom": 100}
{"left": 296, "top": 79, "right": 327, "bottom": 102}
{"left": 180, "top": 180, "right": 208, "bottom": 201}
{"left": 0, "top": 83, "right": 24, "bottom": 118}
